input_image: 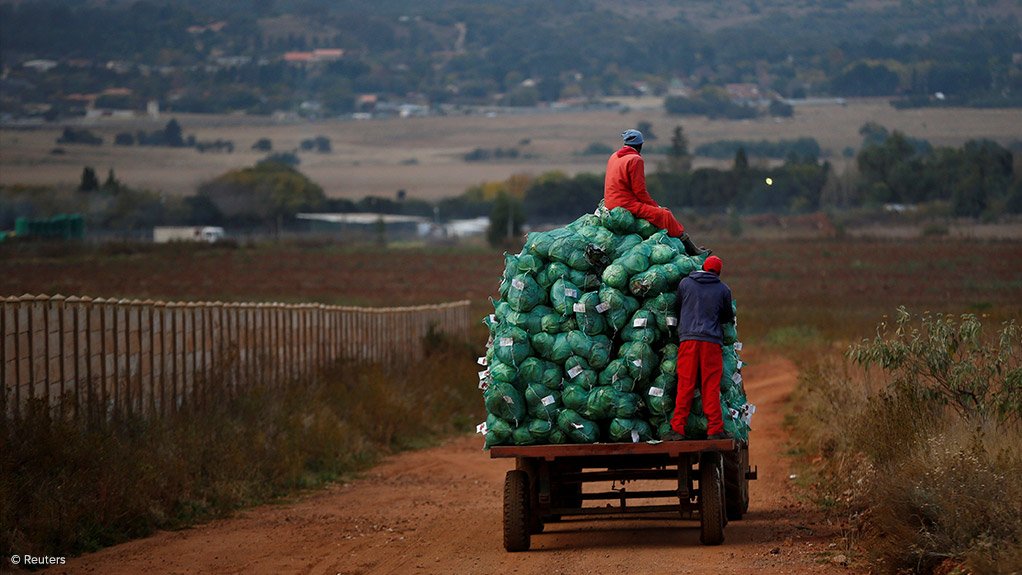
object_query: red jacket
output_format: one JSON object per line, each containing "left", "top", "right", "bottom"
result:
{"left": 604, "top": 146, "right": 684, "bottom": 236}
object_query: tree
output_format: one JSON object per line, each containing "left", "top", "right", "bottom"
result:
{"left": 103, "top": 168, "right": 121, "bottom": 192}
{"left": 79, "top": 166, "right": 99, "bottom": 192}
{"left": 163, "top": 118, "right": 184, "bottom": 147}
{"left": 636, "top": 121, "right": 657, "bottom": 142}
{"left": 252, "top": 138, "right": 273, "bottom": 152}
{"left": 197, "top": 162, "right": 326, "bottom": 232}
{"left": 665, "top": 126, "right": 692, "bottom": 174}
{"left": 487, "top": 191, "right": 525, "bottom": 247}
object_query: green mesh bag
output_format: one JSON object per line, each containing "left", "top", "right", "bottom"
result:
{"left": 530, "top": 331, "right": 572, "bottom": 363}
{"left": 568, "top": 213, "right": 601, "bottom": 230}
{"left": 506, "top": 273, "right": 546, "bottom": 312}
{"left": 549, "top": 235, "right": 592, "bottom": 271}
{"left": 517, "top": 357, "right": 562, "bottom": 390}
{"left": 649, "top": 241, "right": 677, "bottom": 265}
{"left": 598, "top": 358, "right": 632, "bottom": 388}
{"left": 567, "top": 330, "right": 612, "bottom": 369}
{"left": 671, "top": 254, "right": 700, "bottom": 276}
{"left": 629, "top": 265, "right": 670, "bottom": 298}
{"left": 661, "top": 263, "right": 682, "bottom": 287}
{"left": 644, "top": 292, "right": 678, "bottom": 333}
{"left": 621, "top": 309, "right": 659, "bottom": 344}
{"left": 576, "top": 271, "right": 603, "bottom": 291}
{"left": 619, "top": 340, "right": 656, "bottom": 382}
{"left": 484, "top": 381, "right": 526, "bottom": 424}
{"left": 547, "top": 427, "right": 570, "bottom": 444}
{"left": 503, "top": 304, "right": 551, "bottom": 333}
{"left": 536, "top": 261, "right": 571, "bottom": 289}
{"left": 722, "top": 322, "right": 738, "bottom": 346}
{"left": 498, "top": 253, "right": 518, "bottom": 298}
{"left": 608, "top": 418, "right": 654, "bottom": 443}
{"left": 634, "top": 217, "right": 658, "bottom": 238}
{"left": 600, "top": 206, "right": 637, "bottom": 234}
{"left": 583, "top": 386, "right": 616, "bottom": 420}
{"left": 550, "top": 278, "right": 582, "bottom": 315}
{"left": 616, "top": 243, "right": 652, "bottom": 275}
{"left": 599, "top": 286, "right": 641, "bottom": 332}
{"left": 516, "top": 253, "right": 543, "bottom": 274}
{"left": 574, "top": 291, "right": 608, "bottom": 336}
{"left": 525, "top": 384, "right": 561, "bottom": 421}
{"left": 647, "top": 374, "right": 676, "bottom": 417}
{"left": 601, "top": 263, "right": 629, "bottom": 291}
{"left": 493, "top": 325, "right": 532, "bottom": 366}
{"left": 659, "top": 343, "right": 678, "bottom": 375}
{"left": 489, "top": 359, "right": 519, "bottom": 388}
{"left": 576, "top": 224, "right": 617, "bottom": 253}
{"left": 557, "top": 409, "right": 600, "bottom": 443}
{"left": 484, "top": 414, "right": 514, "bottom": 448}
{"left": 564, "top": 355, "right": 598, "bottom": 390}
{"left": 541, "top": 312, "right": 575, "bottom": 334}
{"left": 611, "top": 391, "right": 643, "bottom": 418}
{"left": 561, "top": 384, "right": 589, "bottom": 412}
{"left": 612, "top": 233, "right": 643, "bottom": 259}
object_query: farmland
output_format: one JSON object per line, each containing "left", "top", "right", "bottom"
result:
{"left": 3, "top": 237, "right": 1020, "bottom": 343}
{"left": 2, "top": 100, "right": 1021, "bottom": 200}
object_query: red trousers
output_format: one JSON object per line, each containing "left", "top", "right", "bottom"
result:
{"left": 671, "top": 340, "right": 724, "bottom": 436}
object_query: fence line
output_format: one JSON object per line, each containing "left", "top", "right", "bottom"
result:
{"left": 1, "top": 294, "right": 471, "bottom": 418}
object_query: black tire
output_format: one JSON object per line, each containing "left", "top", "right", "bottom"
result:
{"left": 700, "top": 453, "right": 725, "bottom": 546}
{"left": 503, "top": 470, "right": 531, "bottom": 552}
{"left": 724, "top": 445, "right": 750, "bottom": 520}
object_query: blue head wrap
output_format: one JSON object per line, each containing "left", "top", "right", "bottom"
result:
{"left": 621, "top": 129, "right": 644, "bottom": 146}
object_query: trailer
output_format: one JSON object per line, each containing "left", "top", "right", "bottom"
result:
{"left": 489, "top": 438, "right": 755, "bottom": 551}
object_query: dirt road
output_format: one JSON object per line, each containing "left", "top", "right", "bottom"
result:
{"left": 43, "top": 353, "right": 860, "bottom": 575}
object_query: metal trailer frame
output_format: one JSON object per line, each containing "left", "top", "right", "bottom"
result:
{"left": 490, "top": 439, "right": 756, "bottom": 551}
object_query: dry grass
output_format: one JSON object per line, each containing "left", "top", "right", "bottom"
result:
{"left": 0, "top": 330, "right": 482, "bottom": 560}
{"left": 3, "top": 100, "right": 1020, "bottom": 199}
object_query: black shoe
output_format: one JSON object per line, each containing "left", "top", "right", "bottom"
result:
{"left": 707, "top": 432, "right": 732, "bottom": 440}
{"left": 661, "top": 430, "right": 686, "bottom": 441}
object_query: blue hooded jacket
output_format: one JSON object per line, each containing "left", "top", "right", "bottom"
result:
{"left": 676, "top": 270, "right": 735, "bottom": 345}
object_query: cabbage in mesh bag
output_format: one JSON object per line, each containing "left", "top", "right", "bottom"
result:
{"left": 616, "top": 243, "right": 652, "bottom": 275}
{"left": 612, "top": 233, "right": 643, "bottom": 259}
{"left": 517, "top": 356, "right": 562, "bottom": 390}
{"left": 598, "top": 358, "right": 635, "bottom": 391}
{"left": 541, "top": 311, "right": 575, "bottom": 334}
{"left": 484, "top": 414, "right": 514, "bottom": 447}
{"left": 621, "top": 309, "right": 659, "bottom": 344}
{"left": 599, "top": 286, "right": 641, "bottom": 332}
{"left": 512, "top": 418, "right": 555, "bottom": 445}
{"left": 493, "top": 326, "right": 532, "bottom": 366}
{"left": 525, "top": 384, "right": 561, "bottom": 421}
{"left": 647, "top": 374, "right": 676, "bottom": 417}
{"left": 583, "top": 386, "right": 616, "bottom": 420}
{"left": 574, "top": 291, "right": 607, "bottom": 336}
{"left": 619, "top": 340, "right": 656, "bottom": 382}
{"left": 498, "top": 253, "right": 518, "bottom": 298}
{"left": 611, "top": 391, "right": 643, "bottom": 418}
{"left": 506, "top": 273, "right": 546, "bottom": 312}
{"left": 557, "top": 409, "right": 600, "bottom": 443}
{"left": 564, "top": 355, "right": 598, "bottom": 389}
{"left": 609, "top": 418, "right": 654, "bottom": 443}
{"left": 550, "top": 278, "right": 582, "bottom": 315}
{"left": 600, "top": 206, "right": 637, "bottom": 234}
{"left": 649, "top": 241, "right": 677, "bottom": 265}
{"left": 489, "top": 359, "right": 519, "bottom": 388}
{"left": 567, "top": 330, "right": 612, "bottom": 369}
{"left": 484, "top": 381, "right": 526, "bottom": 424}
{"left": 503, "top": 304, "right": 551, "bottom": 333}
{"left": 530, "top": 331, "right": 573, "bottom": 363}
{"left": 549, "top": 235, "right": 592, "bottom": 271}
{"left": 601, "top": 263, "right": 630, "bottom": 291}
{"left": 629, "top": 265, "right": 671, "bottom": 298}
{"left": 536, "top": 261, "right": 571, "bottom": 288}
{"left": 561, "top": 383, "right": 589, "bottom": 412}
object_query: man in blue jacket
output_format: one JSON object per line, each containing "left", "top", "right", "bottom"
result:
{"left": 662, "top": 255, "right": 735, "bottom": 441}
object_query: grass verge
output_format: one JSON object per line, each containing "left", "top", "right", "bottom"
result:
{"left": 787, "top": 311, "right": 1022, "bottom": 574}
{"left": 0, "top": 331, "right": 481, "bottom": 562}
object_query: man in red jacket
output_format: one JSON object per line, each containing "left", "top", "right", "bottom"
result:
{"left": 662, "top": 255, "right": 735, "bottom": 441}
{"left": 604, "top": 129, "right": 705, "bottom": 256}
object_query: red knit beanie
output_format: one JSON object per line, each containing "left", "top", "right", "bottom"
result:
{"left": 702, "top": 255, "right": 723, "bottom": 275}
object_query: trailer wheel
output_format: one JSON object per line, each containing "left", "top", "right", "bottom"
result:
{"left": 504, "top": 470, "right": 531, "bottom": 552}
{"left": 724, "top": 445, "right": 750, "bottom": 520}
{"left": 699, "top": 453, "right": 725, "bottom": 546}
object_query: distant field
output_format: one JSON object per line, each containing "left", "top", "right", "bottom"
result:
{"left": 1, "top": 100, "right": 1020, "bottom": 201}
{"left": 3, "top": 237, "right": 1020, "bottom": 343}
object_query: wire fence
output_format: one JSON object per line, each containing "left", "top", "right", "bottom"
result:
{"left": 1, "top": 294, "right": 471, "bottom": 418}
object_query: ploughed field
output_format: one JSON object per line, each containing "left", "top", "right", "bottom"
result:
{"left": 3, "top": 238, "right": 1020, "bottom": 342}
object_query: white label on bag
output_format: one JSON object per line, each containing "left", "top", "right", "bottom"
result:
{"left": 541, "top": 395, "right": 556, "bottom": 406}
{"left": 666, "top": 317, "right": 678, "bottom": 326}
{"left": 631, "top": 430, "right": 640, "bottom": 443}
{"left": 489, "top": 314, "right": 496, "bottom": 322}
{"left": 595, "top": 302, "right": 610, "bottom": 313}
{"left": 478, "top": 369, "right": 489, "bottom": 380}
{"left": 735, "top": 341, "right": 744, "bottom": 351}
{"left": 632, "top": 359, "right": 643, "bottom": 368}
{"left": 477, "top": 356, "right": 488, "bottom": 366}
{"left": 564, "top": 288, "right": 578, "bottom": 298}
{"left": 633, "top": 317, "right": 648, "bottom": 328}
{"left": 567, "top": 365, "right": 584, "bottom": 379}
{"left": 511, "top": 278, "right": 525, "bottom": 290}
{"left": 729, "top": 408, "right": 740, "bottom": 420}
{"left": 476, "top": 422, "right": 488, "bottom": 434}
{"left": 737, "top": 360, "right": 744, "bottom": 370}
{"left": 732, "top": 372, "right": 743, "bottom": 385}
{"left": 499, "top": 337, "right": 514, "bottom": 347}
{"left": 571, "top": 423, "right": 584, "bottom": 430}
{"left": 503, "top": 395, "right": 515, "bottom": 405}
{"left": 573, "top": 302, "right": 586, "bottom": 313}
{"left": 478, "top": 380, "right": 489, "bottom": 391}
{"left": 742, "top": 404, "right": 757, "bottom": 425}
{"left": 649, "top": 386, "right": 664, "bottom": 397}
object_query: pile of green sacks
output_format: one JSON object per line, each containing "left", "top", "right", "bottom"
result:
{"left": 477, "top": 206, "right": 755, "bottom": 447}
